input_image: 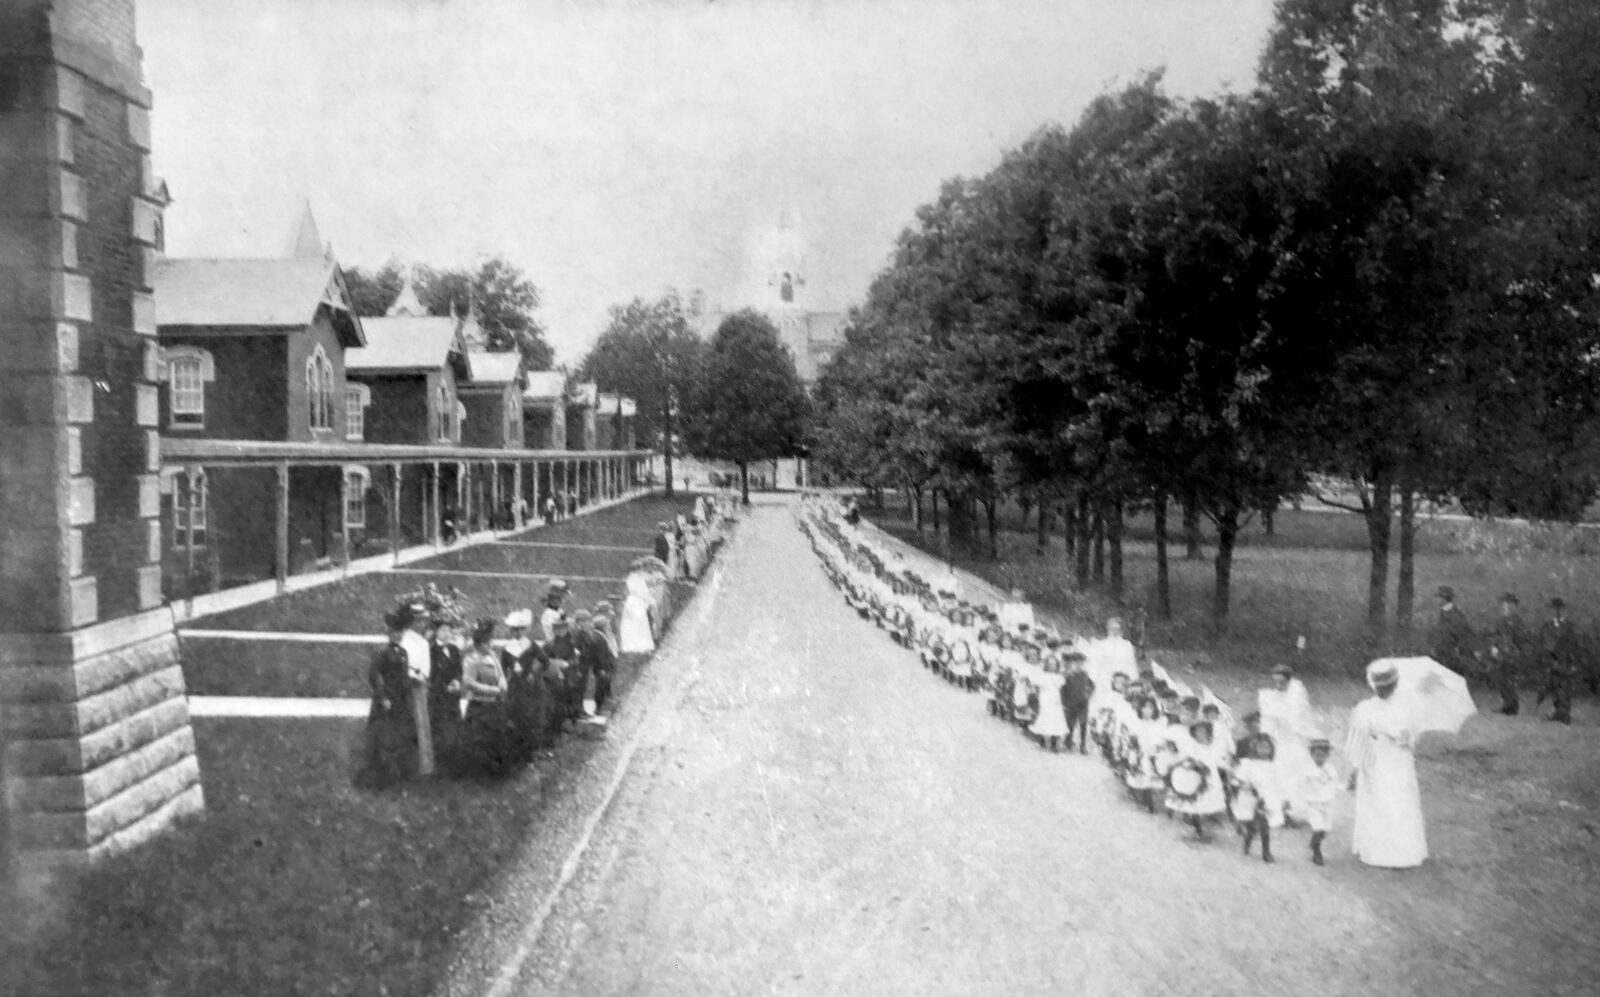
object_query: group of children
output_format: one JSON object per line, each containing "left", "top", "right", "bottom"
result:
{"left": 800, "top": 496, "right": 1344, "bottom": 867}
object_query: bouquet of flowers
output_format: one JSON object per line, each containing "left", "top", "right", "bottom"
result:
{"left": 393, "top": 582, "right": 473, "bottom": 631}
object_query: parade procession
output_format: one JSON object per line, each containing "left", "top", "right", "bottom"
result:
{"left": 800, "top": 495, "right": 1454, "bottom": 871}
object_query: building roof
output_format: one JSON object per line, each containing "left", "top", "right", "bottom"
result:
{"left": 386, "top": 271, "right": 426, "bottom": 316}
{"left": 347, "top": 316, "right": 468, "bottom": 375}
{"left": 570, "top": 381, "right": 598, "bottom": 406}
{"left": 154, "top": 256, "right": 363, "bottom": 344}
{"left": 287, "top": 201, "right": 326, "bottom": 259}
{"left": 522, "top": 370, "right": 566, "bottom": 403}
{"left": 464, "top": 349, "right": 522, "bottom": 386}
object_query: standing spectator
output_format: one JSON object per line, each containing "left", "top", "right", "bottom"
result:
{"left": 1430, "top": 586, "right": 1477, "bottom": 684}
{"left": 543, "top": 494, "right": 558, "bottom": 525}
{"left": 546, "top": 617, "right": 586, "bottom": 729}
{"left": 539, "top": 579, "right": 569, "bottom": 644}
{"left": 1541, "top": 597, "right": 1581, "bottom": 725}
{"left": 428, "top": 621, "right": 464, "bottom": 774}
{"left": 461, "top": 619, "right": 510, "bottom": 776}
{"left": 501, "top": 610, "right": 546, "bottom": 761}
{"left": 1486, "top": 592, "right": 1529, "bottom": 716}
{"left": 400, "top": 606, "right": 436, "bottom": 777}
{"left": 576, "top": 609, "right": 617, "bottom": 716}
{"left": 361, "top": 610, "right": 419, "bottom": 788}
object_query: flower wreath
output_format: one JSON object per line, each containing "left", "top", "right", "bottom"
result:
{"left": 393, "top": 582, "right": 472, "bottom": 631}
{"left": 1166, "top": 758, "right": 1210, "bottom": 802}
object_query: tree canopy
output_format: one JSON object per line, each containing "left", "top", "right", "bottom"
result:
{"left": 689, "top": 310, "right": 811, "bottom": 503}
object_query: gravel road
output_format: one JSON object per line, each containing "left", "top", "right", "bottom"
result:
{"left": 505, "top": 501, "right": 1408, "bottom": 995}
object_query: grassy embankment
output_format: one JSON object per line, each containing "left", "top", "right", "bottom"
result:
{"left": 0, "top": 494, "right": 710, "bottom": 997}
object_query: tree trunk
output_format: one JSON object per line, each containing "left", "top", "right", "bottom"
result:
{"left": 984, "top": 497, "right": 998, "bottom": 560}
{"left": 1183, "top": 489, "right": 1202, "bottom": 559}
{"left": 738, "top": 461, "right": 749, "bottom": 505}
{"left": 1213, "top": 507, "right": 1239, "bottom": 623}
{"left": 1153, "top": 490, "right": 1171, "bottom": 619}
{"left": 1361, "top": 467, "right": 1395, "bottom": 642}
{"left": 1397, "top": 478, "right": 1418, "bottom": 635}
{"left": 1091, "top": 506, "right": 1106, "bottom": 584}
{"left": 912, "top": 485, "right": 923, "bottom": 533}
{"left": 932, "top": 488, "right": 941, "bottom": 533}
{"left": 1108, "top": 499, "right": 1125, "bottom": 602}
{"left": 662, "top": 403, "right": 675, "bottom": 498}
{"left": 1074, "top": 494, "right": 1091, "bottom": 588}
{"left": 1035, "top": 496, "right": 1049, "bottom": 556}
{"left": 1064, "top": 500, "right": 1077, "bottom": 562}
{"left": 1263, "top": 504, "right": 1276, "bottom": 536}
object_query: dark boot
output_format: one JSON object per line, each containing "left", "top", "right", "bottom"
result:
{"left": 1242, "top": 826, "right": 1255, "bottom": 856}
{"left": 1311, "top": 831, "right": 1325, "bottom": 866}
{"left": 1260, "top": 823, "right": 1273, "bottom": 863}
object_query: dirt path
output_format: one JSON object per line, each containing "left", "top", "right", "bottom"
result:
{"left": 490, "top": 501, "right": 1423, "bottom": 995}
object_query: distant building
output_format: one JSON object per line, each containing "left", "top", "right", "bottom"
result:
{"left": 693, "top": 206, "right": 847, "bottom": 384}
{"left": 345, "top": 271, "right": 471, "bottom": 447}
{"left": 523, "top": 370, "right": 568, "bottom": 450}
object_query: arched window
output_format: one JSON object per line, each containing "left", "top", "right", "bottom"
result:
{"left": 436, "top": 384, "right": 452, "bottom": 441}
{"left": 306, "top": 345, "right": 334, "bottom": 431}
{"left": 345, "top": 383, "right": 370, "bottom": 440}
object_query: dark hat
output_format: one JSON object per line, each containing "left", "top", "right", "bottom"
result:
{"left": 1242, "top": 710, "right": 1262, "bottom": 724}
{"left": 1500, "top": 592, "right": 1520, "bottom": 605}
{"left": 383, "top": 608, "right": 412, "bottom": 630}
{"left": 1201, "top": 702, "right": 1221, "bottom": 714}
{"left": 472, "top": 618, "right": 497, "bottom": 642}
{"left": 1551, "top": 597, "right": 1567, "bottom": 610}
{"left": 1309, "top": 737, "right": 1332, "bottom": 752}
{"left": 1436, "top": 585, "right": 1455, "bottom": 600}
{"left": 1181, "top": 695, "right": 1202, "bottom": 709}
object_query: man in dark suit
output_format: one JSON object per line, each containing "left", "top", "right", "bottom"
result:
{"left": 1485, "top": 592, "right": 1528, "bottom": 716}
{"left": 575, "top": 609, "right": 618, "bottom": 716}
{"left": 428, "top": 622, "right": 465, "bottom": 771}
{"left": 1541, "top": 597, "right": 1581, "bottom": 725}
{"left": 1430, "top": 586, "right": 1477, "bottom": 683}
{"left": 545, "top": 617, "right": 587, "bottom": 729}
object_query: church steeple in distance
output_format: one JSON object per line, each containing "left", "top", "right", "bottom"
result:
{"left": 749, "top": 205, "right": 806, "bottom": 311}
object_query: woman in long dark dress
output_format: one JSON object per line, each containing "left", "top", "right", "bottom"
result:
{"left": 428, "top": 622, "right": 465, "bottom": 774}
{"left": 363, "top": 611, "right": 418, "bottom": 788}
{"left": 461, "top": 619, "right": 510, "bottom": 776}
{"left": 500, "top": 610, "right": 549, "bottom": 763}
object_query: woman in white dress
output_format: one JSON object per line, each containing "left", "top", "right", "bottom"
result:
{"left": 1259, "top": 662, "right": 1315, "bottom": 819}
{"left": 619, "top": 571, "right": 656, "bottom": 654}
{"left": 1344, "top": 660, "right": 1428, "bottom": 868}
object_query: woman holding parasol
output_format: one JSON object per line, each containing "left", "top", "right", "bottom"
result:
{"left": 1345, "top": 659, "right": 1444, "bottom": 868}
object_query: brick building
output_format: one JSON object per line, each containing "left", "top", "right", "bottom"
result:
{"left": 522, "top": 369, "right": 567, "bottom": 450}
{"left": 0, "top": 0, "right": 203, "bottom": 875}
{"left": 152, "top": 207, "right": 367, "bottom": 594}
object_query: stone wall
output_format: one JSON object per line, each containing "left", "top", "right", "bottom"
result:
{"left": 0, "top": 0, "right": 203, "bottom": 876}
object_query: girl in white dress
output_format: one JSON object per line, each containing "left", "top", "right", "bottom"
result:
{"left": 1345, "top": 661, "right": 1428, "bottom": 868}
{"left": 1259, "top": 663, "right": 1315, "bottom": 820}
{"left": 619, "top": 571, "right": 656, "bottom": 654}
{"left": 1029, "top": 657, "right": 1069, "bottom": 752}
{"left": 1165, "top": 720, "right": 1228, "bottom": 839}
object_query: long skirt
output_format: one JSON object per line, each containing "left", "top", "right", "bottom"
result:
{"left": 620, "top": 595, "right": 656, "bottom": 653}
{"left": 362, "top": 700, "right": 417, "bottom": 787}
{"left": 1352, "top": 742, "right": 1428, "bottom": 868}
{"left": 464, "top": 699, "right": 512, "bottom": 776}
{"left": 411, "top": 682, "right": 435, "bottom": 777}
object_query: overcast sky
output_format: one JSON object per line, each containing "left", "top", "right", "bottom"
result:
{"left": 138, "top": 0, "right": 1277, "bottom": 364}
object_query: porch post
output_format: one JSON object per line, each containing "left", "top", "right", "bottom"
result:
{"left": 456, "top": 461, "right": 468, "bottom": 535}
{"left": 390, "top": 463, "right": 402, "bottom": 563}
{"left": 338, "top": 467, "right": 351, "bottom": 568}
{"left": 531, "top": 458, "right": 541, "bottom": 522}
{"left": 492, "top": 459, "right": 502, "bottom": 530}
{"left": 430, "top": 461, "right": 442, "bottom": 546}
{"left": 511, "top": 461, "right": 522, "bottom": 529}
{"left": 275, "top": 461, "right": 290, "bottom": 592}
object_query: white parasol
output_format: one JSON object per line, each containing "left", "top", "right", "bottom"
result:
{"left": 1367, "top": 656, "right": 1477, "bottom": 735}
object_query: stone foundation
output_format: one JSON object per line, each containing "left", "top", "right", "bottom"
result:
{"left": 1, "top": 606, "right": 204, "bottom": 876}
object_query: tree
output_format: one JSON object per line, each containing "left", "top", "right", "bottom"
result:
{"left": 577, "top": 292, "right": 705, "bottom": 497}
{"left": 343, "top": 256, "right": 554, "bottom": 370}
{"left": 688, "top": 310, "right": 810, "bottom": 504}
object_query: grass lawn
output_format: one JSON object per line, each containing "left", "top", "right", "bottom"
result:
{"left": 411, "top": 542, "right": 650, "bottom": 579}
{"left": 1, "top": 647, "right": 667, "bottom": 996}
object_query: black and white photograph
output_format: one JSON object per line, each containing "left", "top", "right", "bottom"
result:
{"left": 2, "top": 0, "right": 1599, "bottom": 993}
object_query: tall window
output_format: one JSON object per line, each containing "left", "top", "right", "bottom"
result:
{"left": 306, "top": 345, "right": 334, "bottom": 431}
{"left": 345, "top": 385, "right": 368, "bottom": 441}
{"left": 436, "top": 384, "right": 452, "bottom": 441}
{"left": 172, "top": 471, "right": 207, "bottom": 548}
{"left": 169, "top": 355, "right": 205, "bottom": 427}
{"left": 345, "top": 470, "right": 367, "bottom": 529}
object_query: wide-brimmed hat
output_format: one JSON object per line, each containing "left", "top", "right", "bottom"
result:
{"left": 546, "top": 579, "right": 569, "bottom": 596}
{"left": 1309, "top": 737, "right": 1333, "bottom": 752}
{"left": 1436, "top": 585, "right": 1455, "bottom": 600}
{"left": 504, "top": 608, "right": 533, "bottom": 629}
{"left": 1367, "top": 661, "right": 1399, "bottom": 689}
{"left": 383, "top": 607, "right": 413, "bottom": 630}
{"left": 572, "top": 609, "right": 593, "bottom": 623}
{"left": 472, "top": 618, "right": 497, "bottom": 642}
